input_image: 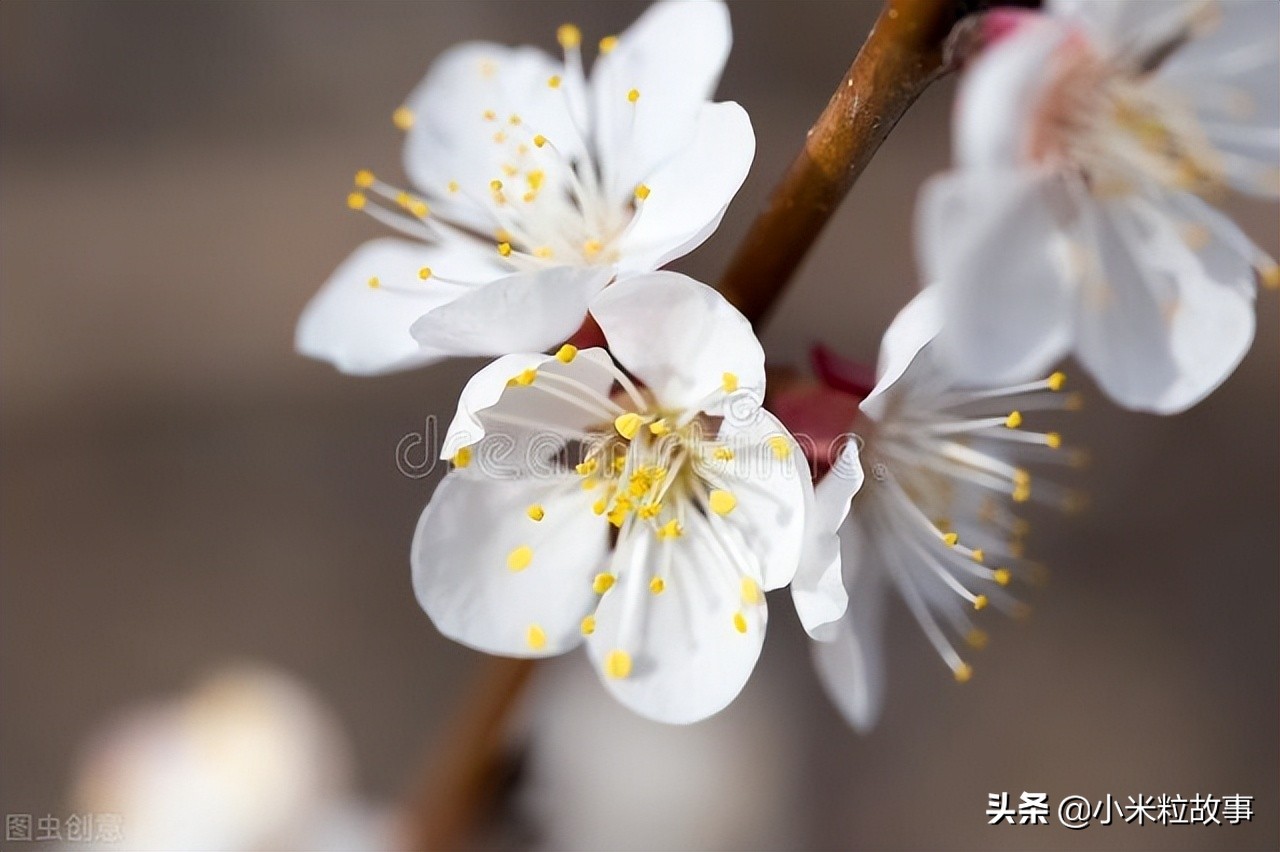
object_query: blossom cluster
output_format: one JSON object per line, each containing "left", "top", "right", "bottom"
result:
{"left": 297, "top": 0, "right": 1277, "bottom": 725}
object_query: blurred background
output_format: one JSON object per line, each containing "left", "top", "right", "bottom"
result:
{"left": 1, "top": 1, "right": 1276, "bottom": 849}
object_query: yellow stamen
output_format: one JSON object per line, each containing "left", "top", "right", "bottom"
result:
{"left": 451, "top": 447, "right": 472, "bottom": 468}
{"left": 580, "top": 615, "right": 596, "bottom": 636}
{"left": 507, "top": 545, "right": 533, "bottom": 572}
{"left": 993, "top": 568, "right": 1012, "bottom": 587}
{"left": 489, "top": 179, "right": 503, "bottom": 192}
{"left": 575, "top": 459, "right": 598, "bottom": 476}
{"left": 973, "top": 594, "right": 989, "bottom": 611}
{"left": 709, "top": 489, "right": 737, "bottom": 516}
{"left": 547, "top": 75, "right": 562, "bottom": 89}
{"left": 943, "top": 532, "right": 959, "bottom": 548}
{"left": 1260, "top": 262, "right": 1280, "bottom": 289}
{"left": 648, "top": 419, "right": 670, "bottom": 436}
{"left": 627, "top": 88, "right": 640, "bottom": 103}
{"left": 533, "top": 246, "right": 553, "bottom": 259}
{"left": 740, "top": 578, "right": 762, "bottom": 605}
{"left": 582, "top": 239, "right": 603, "bottom": 257}
{"left": 767, "top": 435, "right": 792, "bottom": 460}
{"left": 447, "top": 180, "right": 460, "bottom": 194}
{"left": 557, "top": 23, "right": 582, "bottom": 49}
{"left": 971, "top": 548, "right": 985, "bottom": 564}
{"left": 555, "top": 344, "right": 577, "bottom": 363}
{"left": 634, "top": 183, "right": 650, "bottom": 200}
{"left": 507, "top": 114, "right": 522, "bottom": 126}
{"left": 1047, "top": 371, "right": 1066, "bottom": 391}
{"left": 1005, "top": 411, "right": 1023, "bottom": 429}
{"left": 592, "top": 573, "right": 616, "bottom": 594}
{"left": 954, "top": 663, "right": 973, "bottom": 683}
{"left": 354, "top": 169, "right": 375, "bottom": 188}
{"left": 1013, "top": 484, "right": 1032, "bottom": 503}
{"left": 713, "top": 447, "right": 735, "bottom": 461}
{"left": 497, "top": 242, "right": 513, "bottom": 257}
{"left": 533, "top": 134, "right": 548, "bottom": 148}
{"left": 346, "top": 191, "right": 366, "bottom": 210}
{"left": 656, "top": 519, "right": 683, "bottom": 540}
{"left": 604, "top": 649, "right": 632, "bottom": 679}
{"left": 1046, "top": 432, "right": 1063, "bottom": 449}
{"left": 514, "top": 368, "right": 537, "bottom": 386}
{"left": 637, "top": 503, "right": 662, "bottom": 520}
{"left": 392, "top": 106, "right": 415, "bottom": 130}
{"left": 614, "top": 412, "right": 643, "bottom": 440}
{"left": 733, "top": 611, "right": 748, "bottom": 634}
{"left": 418, "top": 267, "right": 433, "bottom": 281}
{"left": 526, "top": 504, "right": 545, "bottom": 522}
{"left": 649, "top": 577, "right": 665, "bottom": 595}
{"left": 526, "top": 624, "right": 547, "bottom": 651}
{"left": 366, "top": 276, "right": 380, "bottom": 290}
{"left": 721, "top": 372, "right": 739, "bottom": 393}
{"left": 483, "top": 109, "right": 497, "bottom": 121}
{"left": 598, "top": 35, "right": 619, "bottom": 54}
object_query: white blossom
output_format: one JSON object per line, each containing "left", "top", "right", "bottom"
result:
{"left": 919, "top": 0, "right": 1278, "bottom": 413}
{"left": 296, "top": 0, "right": 754, "bottom": 374}
{"left": 412, "top": 273, "right": 813, "bottom": 724}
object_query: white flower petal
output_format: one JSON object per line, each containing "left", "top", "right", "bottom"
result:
{"left": 1073, "top": 194, "right": 1255, "bottom": 413}
{"left": 716, "top": 407, "right": 812, "bottom": 592}
{"left": 811, "top": 515, "right": 888, "bottom": 734}
{"left": 401, "top": 42, "right": 581, "bottom": 226}
{"left": 412, "top": 472, "right": 609, "bottom": 657}
{"left": 954, "top": 17, "right": 1072, "bottom": 169}
{"left": 792, "top": 440, "right": 863, "bottom": 641}
{"left": 584, "top": 526, "right": 766, "bottom": 724}
{"left": 410, "top": 266, "right": 613, "bottom": 359}
{"left": 441, "top": 348, "right": 618, "bottom": 459}
{"left": 859, "top": 289, "right": 943, "bottom": 422}
{"left": 295, "top": 238, "right": 473, "bottom": 375}
{"left": 596, "top": 0, "right": 731, "bottom": 106}
{"left": 589, "top": 271, "right": 764, "bottom": 411}
{"left": 916, "top": 169, "right": 1074, "bottom": 385}
{"left": 614, "top": 101, "right": 755, "bottom": 273}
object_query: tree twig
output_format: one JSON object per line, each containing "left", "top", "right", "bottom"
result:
{"left": 717, "top": 0, "right": 964, "bottom": 326}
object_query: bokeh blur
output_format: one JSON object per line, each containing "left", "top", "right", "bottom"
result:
{"left": 1, "top": 1, "right": 1276, "bottom": 850}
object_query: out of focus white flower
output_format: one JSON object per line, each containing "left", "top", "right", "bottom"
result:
{"left": 413, "top": 273, "right": 812, "bottom": 724}
{"left": 919, "top": 0, "right": 1279, "bottom": 413}
{"left": 70, "top": 666, "right": 394, "bottom": 851}
{"left": 801, "top": 292, "right": 1079, "bottom": 731}
{"left": 296, "top": 0, "right": 754, "bottom": 375}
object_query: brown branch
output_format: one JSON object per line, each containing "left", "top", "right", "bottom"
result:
{"left": 717, "top": 0, "right": 964, "bottom": 326}
{"left": 402, "top": 657, "right": 537, "bottom": 851}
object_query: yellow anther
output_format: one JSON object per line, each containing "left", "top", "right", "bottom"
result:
{"left": 637, "top": 502, "right": 662, "bottom": 520}
{"left": 557, "top": 23, "right": 582, "bottom": 49}
{"left": 721, "top": 372, "right": 739, "bottom": 393}
{"left": 526, "top": 624, "right": 547, "bottom": 651}
{"left": 346, "top": 191, "right": 367, "bottom": 210}
{"left": 489, "top": 179, "right": 504, "bottom": 192}
{"left": 973, "top": 594, "right": 989, "bottom": 611}
{"left": 943, "top": 532, "right": 959, "bottom": 548}
{"left": 993, "top": 568, "right": 1012, "bottom": 587}
{"left": 575, "top": 459, "right": 598, "bottom": 476}
{"left": 581, "top": 477, "right": 600, "bottom": 491}
{"left": 483, "top": 109, "right": 497, "bottom": 121}
{"left": 627, "top": 88, "right": 640, "bottom": 103}
{"left": 395, "top": 191, "right": 412, "bottom": 208}
{"left": 366, "top": 276, "right": 380, "bottom": 290}
{"left": 740, "top": 577, "right": 762, "bottom": 605}
{"left": 451, "top": 447, "right": 472, "bottom": 468}
{"left": 494, "top": 229, "right": 513, "bottom": 243}
{"left": 966, "top": 628, "right": 989, "bottom": 650}
{"left": 1046, "top": 432, "right": 1063, "bottom": 449}
{"left": 1005, "top": 410, "right": 1023, "bottom": 429}
{"left": 1013, "top": 484, "right": 1032, "bottom": 503}
{"left": 502, "top": 163, "right": 519, "bottom": 178}
{"left": 582, "top": 239, "right": 603, "bottom": 257}
{"left": 604, "top": 649, "right": 632, "bottom": 679}
{"left": 555, "top": 344, "right": 577, "bottom": 363}
{"left": 354, "top": 169, "right": 375, "bottom": 188}
{"left": 649, "top": 577, "right": 666, "bottom": 595}
{"left": 1047, "top": 371, "right": 1067, "bottom": 391}
{"left": 657, "top": 519, "right": 683, "bottom": 540}
{"left": 513, "top": 368, "right": 537, "bottom": 386}
{"left": 612, "top": 455, "right": 628, "bottom": 473}
{"left": 526, "top": 169, "right": 545, "bottom": 190}
{"left": 648, "top": 419, "right": 669, "bottom": 436}
{"left": 614, "top": 412, "right": 643, "bottom": 440}
{"left": 526, "top": 504, "right": 545, "bottom": 522}
{"left": 634, "top": 183, "right": 650, "bottom": 200}
{"left": 533, "top": 246, "right": 553, "bottom": 258}
{"left": 418, "top": 267, "right": 433, "bottom": 281}
{"left": 392, "top": 106, "right": 415, "bottom": 130}
{"left": 767, "top": 435, "right": 792, "bottom": 460}
{"left": 447, "top": 180, "right": 460, "bottom": 193}
{"left": 507, "top": 114, "right": 522, "bottom": 126}
{"left": 1012, "top": 468, "right": 1031, "bottom": 486}
{"left": 592, "top": 573, "right": 616, "bottom": 594}
{"left": 954, "top": 663, "right": 974, "bottom": 683}
{"left": 410, "top": 200, "right": 429, "bottom": 218}
{"left": 713, "top": 447, "right": 735, "bottom": 461}
{"left": 492, "top": 131, "right": 507, "bottom": 144}
{"left": 1259, "top": 262, "right": 1279, "bottom": 289}
{"left": 971, "top": 548, "right": 985, "bottom": 564}
{"left": 533, "top": 134, "right": 548, "bottom": 148}
{"left": 733, "top": 611, "right": 748, "bottom": 634}
{"left": 592, "top": 498, "right": 607, "bottom": 515}
{"left": 507, "top": 545, "right": 533, "bottom": 572}
{"left": 580, "top": 615, "right": 596, "bottom": 636}
{"left": 497, "top": 242, "right": 513, "bottom": 257}
{"left": 547, "top": 75, "right": 562, "bottom": 89}
{"left": 597, "top": 34, "right": 620, "bottom": 53}
{"left": 709, "top": 489, "right": 737, "bottom": 516}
